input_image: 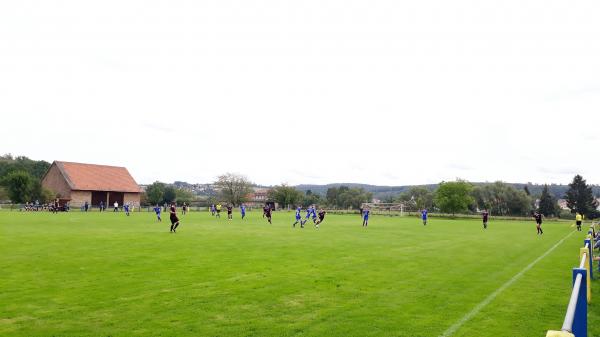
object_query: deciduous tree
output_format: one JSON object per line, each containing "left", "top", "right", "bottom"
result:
{"left": 435, "top": 180, "right": 473, "bottom": 215}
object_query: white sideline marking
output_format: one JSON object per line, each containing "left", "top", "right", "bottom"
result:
{"left": 438, "top": 230, "right": 576, "bottom": 337}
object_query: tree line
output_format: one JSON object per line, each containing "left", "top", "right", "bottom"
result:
{"left": 0, "top": 155, "right": 53, "bottom": 203}
{"left": 2, "top": 155, "right": 597, "bottom": 218}
{"left": 393, "top": 175, "right": 599, "bottom": 218}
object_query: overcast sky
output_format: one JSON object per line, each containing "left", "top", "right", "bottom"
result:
{"left": 1, "top": 1, "right": 599, "bottom": 186}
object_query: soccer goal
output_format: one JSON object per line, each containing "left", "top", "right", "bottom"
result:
{"left": 361, "top": 202, "right": 415, "bottom": 216}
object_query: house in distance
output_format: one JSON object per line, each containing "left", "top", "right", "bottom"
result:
{"left": 41, "top": 161, "right": 141, "bottom": 207}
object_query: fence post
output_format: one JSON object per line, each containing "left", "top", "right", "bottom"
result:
{"left": 585, "top": 238, "right": 593, "bottom": 280}
{"left": 572, "top": 268, "right": 587, "bottom": 337}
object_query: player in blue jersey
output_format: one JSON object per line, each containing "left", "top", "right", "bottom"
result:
{"left": 362, "top": 208, "right": 370, "bottom": 227}
{"left": 312, "top": 207, "right": 317, "bottom": 223}
{"left": 305, "top": 206, "right": 312, "bottom": 221}
{"left": 293, "top": 206, "right": 305, "bottom": 228}
{"left": 240, "top": 204, "right": 246, "bottom": 220}
{"left": 421, "top": 209, "right": 428, "bottom": 225}
{"left": 124, "top": 203, "right": 130, "bottom": 216}
{"left": 153, "top": 204, "right": 162, "bottom": 222}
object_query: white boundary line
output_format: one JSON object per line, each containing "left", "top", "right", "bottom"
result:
{"left": 438, "top": 230, "right": 576, "bottom": 337}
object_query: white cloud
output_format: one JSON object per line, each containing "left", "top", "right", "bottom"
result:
{"left": 1, "top": 0, "right": 599, "bottom": 186}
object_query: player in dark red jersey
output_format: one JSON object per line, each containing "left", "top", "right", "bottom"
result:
{"left": 533, "top": 211, "right": 543, "bottom": 235}
{"left": 315, "top": 209, "right": 326, "bottom": 229}
{"left": 482, "top": 209, "right": 489, "bottom": 229}
{"left": 264, "top": 204, "right": 272, "bottom": 224}
{"left": 169, "top": 203, "right": 180, "bottom": 233}
{"left": 226, "top": 204, "right": 233, "bottom": 220}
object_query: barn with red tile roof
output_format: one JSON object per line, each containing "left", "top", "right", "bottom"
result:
{"left": 41, "top": 161, "right": 141, "bottom": 207}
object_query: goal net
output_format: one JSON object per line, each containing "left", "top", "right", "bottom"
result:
{"left": 361, "top": 202, "right": 419, "bottom": 216}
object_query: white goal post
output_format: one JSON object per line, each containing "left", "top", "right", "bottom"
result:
{"left": 361, "top": 202, "right": 417, "bottom": 217}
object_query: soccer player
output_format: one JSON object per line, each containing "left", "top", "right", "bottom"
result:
{"left": 421, "top": 209, "right": 428, "bottom": 226}
{"left": 482, "top": 209, "right": 489, "bottom": 229}
{"left": 124, "top": 203, "right": 130, "bottom": 216}
{"left": 240, "top": 204, "right": 246, "bottom": 220}
{"left": 227, "top": 204, "right": 233, "bottom": 220}
{"left": 113, "top": 201, "right": 119, "bottom": 212}
{"left": 311, "top": 206, "right": 318, "bottom": 223}
{"left": 362, "top": 208, "right": 370, "bottom": 227}
{"left": 305, "top": 206, "right": 312, "bottom": 222}
{"left": 264, "top": 204, "right": 272, "bottom": 224}
{"left": 533, "top": 211, "right": 543, "bottom": 235}
{"left": 216, "top": 203, "right": 222, "bottom": 218}
{"left": 169, "top": 203, "right": 180, "bottom": 233}
{"left": 315, "top": 209, "right": 326, "bottom": 228}
{"left": 182, "top": 203, "right": 187, "bottom": 215}
{"left": 153, "top": 204, "right": 162, "bottom": 221}
{"left": 575, "top": 213, "right": 583, "bottom": 231}
{"left": 99, "top": 201, "right": 104, "bottom": 212}
{"left": 210, "top": 204, "right": 216, "bottom": 216}
{"left": 293, "top": 206, "right": 304, "bottom": 228}
{"left": 263, "top": 204, "right": 269, "bottom": 218}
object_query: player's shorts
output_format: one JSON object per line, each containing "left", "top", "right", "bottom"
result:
{"left": 296, "top": 215, "right": 301, "bottom": 220}
{"left": 536, "top": 219, "right": 542, "bottom": 225}
{"left": 363, "top": 216, "right": 369, "bottom": 221}
{"left": 170, "top": 215, "right": 179, "bottom": 224}
{"left": 576, "top": 221, "right": 582, "bottom": 226}
{"left": 216, "top": 210, "right": 221, "bottom": 213}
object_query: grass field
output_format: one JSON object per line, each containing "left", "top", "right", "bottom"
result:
{"left": 1, "top": 210, "right": 598, "bottom": 337}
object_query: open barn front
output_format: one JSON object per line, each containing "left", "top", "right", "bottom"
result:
{"left": 91, "top": 191, "right": 107, "bottom": 207}
{"left": 108, "top": 192, "right": 124, "bottom": 207}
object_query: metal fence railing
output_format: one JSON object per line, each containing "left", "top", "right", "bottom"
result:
{"left": 546, "top": 224, "right": 597, "bottom": 337}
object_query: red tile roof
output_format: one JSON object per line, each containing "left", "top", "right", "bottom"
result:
{"left": 53, "top": 161, "right": 141, "bottom": 193}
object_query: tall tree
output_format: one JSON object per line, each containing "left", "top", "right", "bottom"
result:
{"left": 268, "top": 184, "right": 303, "bottom": 209}
{"left": 0, "top": 186, "right": 7, "bottom": 201}
{"left": 1, "top": 171, "right": 34, "bottom": 203}
{"left": 471, "top": 182, "right": 532, "bottom": 216}
{"left": 0, "top": 155, "right": 50, "bottom": 180}
{"left": 214, "top": 173, "right": 253, "bottom": 206}
{"left": 396, "top": 186, "right": 434, "bottom": 211}
{"left": 163, "top": 186, "right": 177, "bottom": 204}
{"left": 565, "top": 174, "right": 599, "bottom": 218}
{"left": 145, "top": 182, "right": 166, "bottom": 205}
{"left": 435, "top": 180, "right": 474, "bottom": 215}
{"left": 302, "top": 190, "right": 322, "bottom": 207}
{"left": 538, "top": 184, "right": 557, "bottom": 217}
{"left": 325, "top": 186, "right": 372, "bottom": 209}
{"left": 175, "top": 188, "right": 194, "bottom": 205}
{"left": 326, "top": 187, "right": 339, "bottom": 206}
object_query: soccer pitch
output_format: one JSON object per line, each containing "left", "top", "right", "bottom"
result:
{"left": 1, "top": 211, "right": 598, "bottom": 337}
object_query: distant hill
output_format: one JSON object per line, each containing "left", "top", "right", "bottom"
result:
{"left": 150, "top": 180, "right": 600, "bottom": 201}
{"left": 295, "top": 182, "right": 600, "bottom": 200}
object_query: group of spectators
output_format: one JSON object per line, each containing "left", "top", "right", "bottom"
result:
{"left": 21, "top": 199, "right": 69, "bottom": 212}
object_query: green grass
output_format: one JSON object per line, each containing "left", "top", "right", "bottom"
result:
{"left": 0, "top": 211, "right": 597, "bottom": 337}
